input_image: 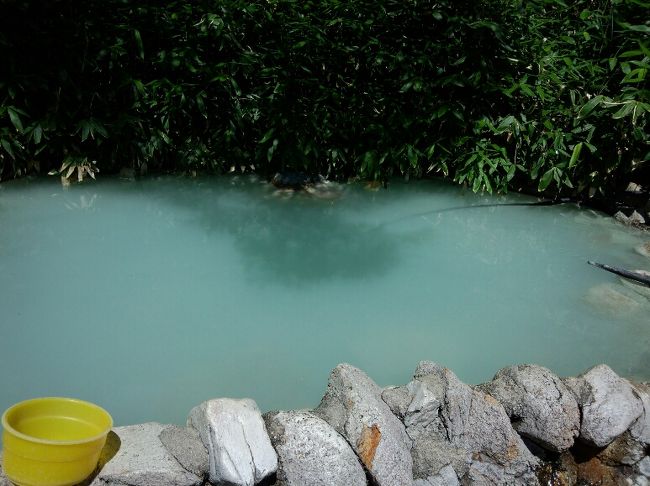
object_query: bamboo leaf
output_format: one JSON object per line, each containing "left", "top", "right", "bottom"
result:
{"left": 7, "top": 107, "right": 24, "bottom": 132}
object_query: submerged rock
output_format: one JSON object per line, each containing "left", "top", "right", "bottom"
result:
{"left": 636, "top": 242, "right": 650, "bottom": 258}
{"left": 159, "top": 425, "right": 209, "bottom": 479}
{"left": 564, "top": 364, "right": 643, "bottom": 447}
{"left": 620, "top": 270, "right": 650, "bottom": 300}
{"left": 314, "top": 363, "right": 413, "bottom": 486}
{"left": 585, "top": 283, "right": 643, "bottom": 315}
{"left": 478, "top": 364, "right": 579, "bottom": 452}
{"left": 405, "top": 361, "right": 539, "bottom": 484}
{"left": 187, "top": 398, "right": 277, "bottom": 486}
{"left": 91, "top": 422, "right": 201, "bottom": 486}
{"left": 264, "top": 410, "right": 366, "bottom": 486}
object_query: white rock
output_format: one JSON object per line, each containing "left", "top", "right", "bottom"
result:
{"left": 92, "top": 422, "right": 201, "bottom": 486}
{"left": 187, "top": 398, "right": 277, "bottom": 486}
{"left": 630, "top": 211, "right": 646, "bottom": 225}
{"left": 566, "top": 365, "right": 644, "bottom": 447}
{"left": 264, "top": 410, "right": 366, "bottom": 486}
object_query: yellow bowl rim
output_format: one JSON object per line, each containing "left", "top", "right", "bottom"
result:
{"left": 1, "top": 397, "right": 113, "bottom": 446}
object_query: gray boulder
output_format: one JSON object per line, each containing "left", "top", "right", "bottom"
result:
{"left": 381, "top": 385, "right": 411, "bottom": 419}
{"left": 187, "top": 398, "right": 277, "bottom": 486}
{"left": 478, "top": 364, "right": 579, "bottom": 452}
{"left": 405, "top": 361, "right": 539, "bottom": 485}
{"left": 314, "top": 363, "right": 413, "bottom": 486}
{"left": 631, "top": 383, "right": 650, "bottom": 444}
{"left": 564, "top": 365, "right": 643, "bottom": 447}
{"left": 263, "top": 410, "right": 366, "bottom": 486}
{"left": 91, "top": 422, "right": 202, "bottom": 486}
{"left": 159, "top": 425, "right": 209, "bottom": 479}
{"left": 412, "top": 464, "right": 460, "bottom": 486}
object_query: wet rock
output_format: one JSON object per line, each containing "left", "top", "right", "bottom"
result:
{"left": 565, "top": 364, "right": 643, "bottom": 447}
{"left": 405, "top": 361, "right": 539, "bottom": 484}
{"left": 631, "top": 383, "right": 650, "bottom": 445}
{"left": 159, "top": 425, "right": 209, "bottom": 479}
{"left": 187, "top": 398, "right": 277, "bottom": 486}
{"left": 478, "top": 364, "right": 579, "bottom": 452}
{"left": 597, "top": 432, "right": 646, "bottom": 466}
{"left": 314, "top": 363, "right": 413, "bottom": 486}
{"left": 91, "top": 422, "right": 201, "bottom": 486}
{"left": 263, "top": 410, "right": 366, "bottom": 486}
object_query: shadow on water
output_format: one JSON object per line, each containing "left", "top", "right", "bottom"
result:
{"left": 99, "top": 175, "right": 403, "bottom": 286}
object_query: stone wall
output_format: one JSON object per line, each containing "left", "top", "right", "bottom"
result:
{"left": 1, "top": 362, "right": 649, "bottom": 485}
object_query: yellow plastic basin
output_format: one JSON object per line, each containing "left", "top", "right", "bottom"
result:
{"left": 2, "top": 397, "right": 112, "bottom": 486}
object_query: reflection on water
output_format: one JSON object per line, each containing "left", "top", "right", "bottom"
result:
{"left": 0, "top": 175, "right": 648, "bottom": 428}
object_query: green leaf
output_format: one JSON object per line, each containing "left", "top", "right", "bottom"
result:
{"left": 7, "top": 107, "right": 24, "bottom": 132}
{"left": 1, "top": 139, "right": 15, "bottom": 158}
{"left": 538, "top": 168, "right": 555, "bottom": 192}
{"left": 578, "top": 96, "right": 603, "bottom": 118}
{"left": 612, "top": 103, "right": 634, "bottom": 119}
{"left": 569, "top": 143, "right": 583, "bottom": 169}
{"left": 33, "top": 125, "right": 42, "bottom": 144}
{"left": 134, "top": 29, "right": 144, "bottom": 59}
{"left": 496, "top": 115, "right": 515, "bottom": 132}
{"left": 259, "top": 128, "right": 275, "bottom": 144}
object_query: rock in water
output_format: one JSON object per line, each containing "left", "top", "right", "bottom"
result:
{"left": 264, "top": 410, "right": 366, "bottom": 486}
{"left": 564, "top": 364, "right": 643, "bottom": 447}
{"left": 585, "top": 283, "right": 642, "bottom": 315}
{"left": 314, "top": 363, "right": 414, "bottom": 486}
{"left": 636, "top": 242, "right": 650, "bottom": 258}
{"left": 91, "top": 422, "right": 202, "bottom": 486}
{"left": 187, "top": 398, "right": 277, "bottom": 486}
{"left": 404, "top": 361, "right": 539, "bottom": 485}
{"left": 478, "top": 364, "right": 580, "bottom": 452}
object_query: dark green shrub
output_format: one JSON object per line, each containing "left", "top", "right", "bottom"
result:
{"left": 0, "top": 0, "right": 647, "bottom": 198}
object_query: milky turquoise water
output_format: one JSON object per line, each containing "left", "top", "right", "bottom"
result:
{"left": 0, "top": 176, "right": 648, "bottom": 427}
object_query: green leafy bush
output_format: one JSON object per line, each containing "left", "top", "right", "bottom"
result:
{"left": 0, "top": 0, "right": 647, "bottom": 198}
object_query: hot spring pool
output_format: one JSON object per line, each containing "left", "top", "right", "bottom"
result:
{"left": 0, "top": 176, "right": 648, "bottom": 427}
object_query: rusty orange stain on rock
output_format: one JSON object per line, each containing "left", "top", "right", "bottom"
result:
{"left": 357, "top": 424, "right": 381, "bottom": 469}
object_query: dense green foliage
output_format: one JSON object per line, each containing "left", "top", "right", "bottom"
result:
{"left": 0, "top": 0, "right": 648, "bottom": 196}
